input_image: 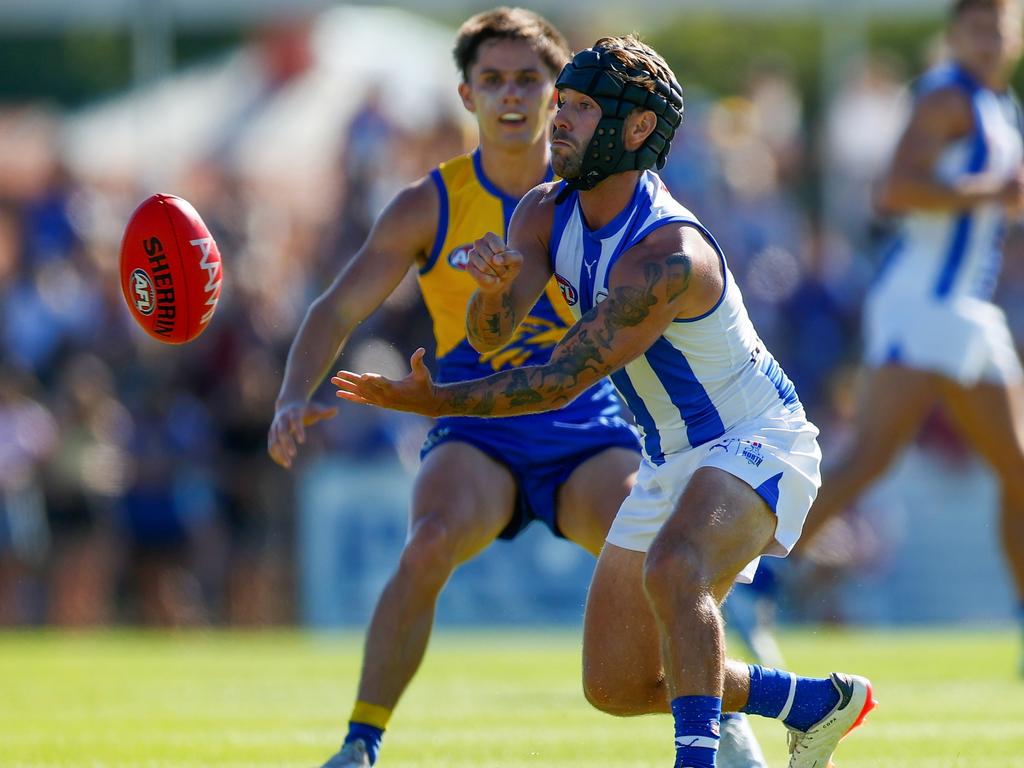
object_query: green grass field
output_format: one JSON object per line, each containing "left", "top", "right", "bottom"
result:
{"left": 1, "top": 627, "right": 1022, "bottom": 767}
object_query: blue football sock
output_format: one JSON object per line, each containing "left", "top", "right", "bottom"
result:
{"left": 345, "top": 722, "right": 384, "bottom": 765}
{"left": 672, "top": 695, "right": 721, "bottom": 768}
{"left": 741, "top": 664, "right": 840, "bottom": 732}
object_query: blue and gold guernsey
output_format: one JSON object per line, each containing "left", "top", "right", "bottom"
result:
{"left": 418, "top": 149, "right": 639, "bottom": 539}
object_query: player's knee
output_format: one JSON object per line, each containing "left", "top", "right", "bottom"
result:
{"left": 397, "top": 516, "right": 459, "bottom": 586}
{"left": 642, "top": 540, "right": 706, "bottom": 608}
{"left": 581, "top": 667, "right": 653, "bottom": 716}
{"left": 582, "top": 675, "right": 628, "bottom": 715}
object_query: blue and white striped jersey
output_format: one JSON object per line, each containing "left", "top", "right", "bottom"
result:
{"left": 549, "top": 170, "right": 803, "bottom": 466}
{"left": 878, "top": 62, "right": 1023, "bottom": 301}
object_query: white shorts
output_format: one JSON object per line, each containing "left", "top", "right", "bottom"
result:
{"left": 864, "top": 285, "right": 1023, "bottom": 386}
{"left": 605, "top": 412, "right": 822, "bottom": 583}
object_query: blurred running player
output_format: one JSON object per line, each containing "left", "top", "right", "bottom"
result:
{"left": 334, "top": 35, "right": 875, "bottom": 768}
{"left": 269, "top": 9, "right": 767, "bottom": 768}
{"left": 800, "top": 0, "right": 1024, "bottom": 673}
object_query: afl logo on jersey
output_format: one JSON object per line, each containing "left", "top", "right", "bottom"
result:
{"left": 447, "top": 245, "right": 472, "bottom": 270}
{"left": 555, "top": 273, "right": 578, "bottom": 306}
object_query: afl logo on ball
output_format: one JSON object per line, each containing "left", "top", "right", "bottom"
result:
{"left": 555, "top": 273, "right": 578, "bottom": 306}
{"left": 447, "top": 245, "right": 472, "bottom": 271}
{"left": 130, "top": 268, "right": 155, "bottom": 315}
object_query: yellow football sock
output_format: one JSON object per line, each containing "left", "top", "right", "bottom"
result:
{"left": 350, "top": 700, "right": 392, "bottom": 731}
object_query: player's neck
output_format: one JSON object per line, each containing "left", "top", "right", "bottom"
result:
{"left": 578, "top": 171, "right": 642, "bottom": 232}
{"left": 476, "top": 140, "right": 551, "bottom": 199}
{"left": 956, "top": 58, "right": 1011, "bottom": 91}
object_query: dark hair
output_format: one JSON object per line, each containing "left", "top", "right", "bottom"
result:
{"left": 950, "top": 0, "right": 1018, "bottom": 19}
{"left": 453, "top": 7, "right": 570, "bottom": 82}
{"left": 590, "top": 34, "right": 677, "bottom": 95}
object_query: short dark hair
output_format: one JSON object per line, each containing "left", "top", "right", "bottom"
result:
{"left": 950, "top": 0, "right": 1018, "bottom": 20}
{"left": 453, "top": 7, "right": 570, "bottom": 82}
{"left": 590, "top": 34, "right": 678, "bottom": 96}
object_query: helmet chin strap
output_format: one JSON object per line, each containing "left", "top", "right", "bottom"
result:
{"left": 554, "top": 45, "right": 684, "bottom": 197}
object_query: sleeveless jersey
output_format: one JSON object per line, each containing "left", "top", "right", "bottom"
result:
{"left": 419, "top": 149, "right": 623, "bottom": 422}
{"left": 549, "top": 170, "right": 802, "bottom": 465}
{"left": 878, "top": 62, "right": 1023, "bottom": 301}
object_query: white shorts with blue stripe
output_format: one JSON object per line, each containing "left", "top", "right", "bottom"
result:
{"left": 606, "top": 409, "right": 821, "bottom": 583}
{"left": 864, "top": 283, "right": 1023, "bottom": 386}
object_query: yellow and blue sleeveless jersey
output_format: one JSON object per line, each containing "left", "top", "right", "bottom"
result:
{"left": 418, "top": 149, "right": 629, "bottom": 432}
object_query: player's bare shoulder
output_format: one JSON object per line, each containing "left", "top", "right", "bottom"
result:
{"left": 908, "top": 83, "right": 974, "bottom": 140}
{"left": 519, "top": 180, "right": 562, "bottom": 219}
{"left": 507, "top": 180, "right": 561, "bottom": 247}
{"left": 619, "top": 220, "right": 723, "bottom": 318}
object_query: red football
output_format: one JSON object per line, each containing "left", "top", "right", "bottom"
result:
{"left": 119, "top": 193, "right": 223, "bottom": 344}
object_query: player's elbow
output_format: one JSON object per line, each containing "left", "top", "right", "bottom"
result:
{"left": 466, "top": 331, "right": 505, "bottom": 354}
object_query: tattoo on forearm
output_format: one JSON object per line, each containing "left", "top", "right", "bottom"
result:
{"left": 503, "top": 369, "right": 544, "bottom": 406}
{"left": 440, "top": 252, "right": 675, "bottom": 417}
{"left": 468, "top": 291, "right": 518, "bottom": 347}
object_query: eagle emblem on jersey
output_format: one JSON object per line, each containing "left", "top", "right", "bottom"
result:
{"left": 555, "top": 273, "right": 578, "bottom": 306}
{"left": 480, "top": 316, "right": 567, "bottom": 370}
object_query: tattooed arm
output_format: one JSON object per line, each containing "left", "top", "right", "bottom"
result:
{"left": 465, "top": 185, "right": 558, "bottom": 352}
{"left": 334, "top": 224, "right": 724, "bottom": 417}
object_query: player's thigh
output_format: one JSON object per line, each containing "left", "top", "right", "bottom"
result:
{"left": 557, "top": 447, "right": 639, "bottom": 555}
{"left": 583, "top": 542, "right": 662, "bottom": 687}
{"left": 411, "top": 441, "right": 517, "bottom": 566}
{"left": 649, "top": 466, "right": 777, "bottom": 601}
{"left": 847, "top": 364, "right": 942, "bottom": 452}
{"left": 940, "top": 377, "right": 1024, "bottom": 487}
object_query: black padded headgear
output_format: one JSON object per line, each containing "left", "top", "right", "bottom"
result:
{"left": 554, "top": 44, "right": 684, "bottom": 193}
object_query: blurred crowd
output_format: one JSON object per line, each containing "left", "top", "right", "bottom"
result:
{"left": 1, "top": 14, "right": 1021, "bottom": 628}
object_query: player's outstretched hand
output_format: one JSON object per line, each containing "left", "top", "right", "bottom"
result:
{"left": 467, "top": 232, "right": 523, "bottom": 294}
{"left": 332, "top": 348, "right": 440, "bottom": 417}
{"left": 267, "top": 401, "right": 338, "bottom": 469}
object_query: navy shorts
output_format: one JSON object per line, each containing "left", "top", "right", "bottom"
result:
{"left": 421, "top": 411, "right": 640, "bottom": 540}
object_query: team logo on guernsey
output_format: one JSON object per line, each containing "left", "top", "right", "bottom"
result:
{"left": 555, "top": 273, "right": 578, "bottom": 306}
{"left": 447, "top": 244, "right": 473, "bottom": 270}
{"left": 708, "top": 438, "right": 764, "bottom": 467}
{"left": 741, "top": 441, "right": 764, "bottom": 467}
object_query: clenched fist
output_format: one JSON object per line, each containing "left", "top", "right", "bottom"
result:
{"left": 466, "top": 232, "right": 523, "bottom": 294}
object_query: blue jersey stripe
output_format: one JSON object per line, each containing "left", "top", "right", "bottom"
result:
{"left": 759, "top": 352, "right": 801, "bottom": 412}
{"left": 610, "top": 369, "right": 665, "bottom": 464}
{"left": 645, "top": 336, "right": 726, "bottom": 447}
{"left": 549, "top": 184, "right": 576, "bottom": 273}
{"left": 578, "top": 233, "right": 603, "bottom": 315}
{"left": 872, "top": 235, "right": 904, "bottom": 286}
{"left": 420, "top": 169, "right": 449, "bottom": 275}
{"left": 934, "top": 213, "right": 975, "bottom": 298}
{"left": 934, "top": 83, "right": 989, "bottom": 298}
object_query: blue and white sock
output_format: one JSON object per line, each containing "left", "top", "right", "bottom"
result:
{"left": 741, "top": 664, "right": 840, "bottom": 732}
{"left": 671, "top": 695, "right": 721, "bottom": 768}
{"left": 344, "top": 722, "right": 384, "bottom": 765}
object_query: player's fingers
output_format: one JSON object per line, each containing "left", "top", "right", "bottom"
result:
{"left": 468, "top": 248, "right": 501, "bottom": 278}
{"left": 307, "top": 404, "right": 339, "bottom": 424}
{"left": 289, "top": 412, "right": 306, "bottom": 444}
{"left": 335, "top": 388, "right": 372, "bottom": 405}
{"left": 410, "top": 348, "right": 428, "bottom": 379}
{"left": 268, "top": 425, "right": 293, "bottom": 469}
{"left": 331, "top": 372, "right": 376, "bottom": 401}
{"left": 472, "top": 237, "right": 496, "bottom": 261}
{"left": 482, "top": 231, "right": 506, "bottom": 253}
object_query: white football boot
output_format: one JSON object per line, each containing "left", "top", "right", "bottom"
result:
{"left": 320, "top": 738, "right": 371, "bottom": 768}
{"left": 717, "top": 713, "right": 769, "bottom": 768}
{"left": 786, "top": 673, "right": 876, "bottom": 768}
